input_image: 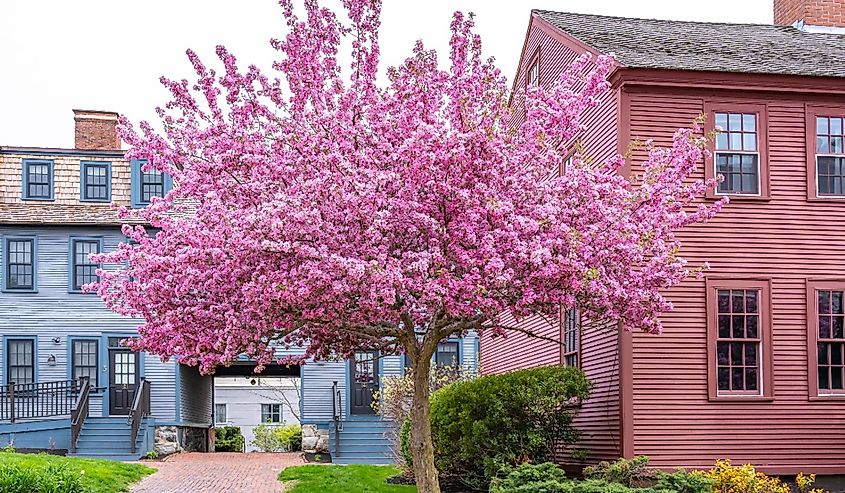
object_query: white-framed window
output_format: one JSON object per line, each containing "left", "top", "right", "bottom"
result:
{"left": 714, "top": 112, "right": 761, "bottom": 195}
{"left": 214, "top": 403, "right": 227, "bottom": 424}
{"left": 261, "top": 403, "right": 282, "bottom": 423}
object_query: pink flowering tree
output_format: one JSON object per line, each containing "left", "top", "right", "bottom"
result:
{"left": 92, "top": 1, "right": 724, "bottom": 490}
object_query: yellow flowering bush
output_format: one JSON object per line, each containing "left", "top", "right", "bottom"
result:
{"left": 694, "top": 460, "right": 824, "bottom": 493}
{"left": 796, "top": 473, "right": 826, "bottom": 493}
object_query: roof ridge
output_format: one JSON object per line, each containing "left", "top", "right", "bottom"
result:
{"left": 532, "top": 9, "right": 793, "bottom": 30}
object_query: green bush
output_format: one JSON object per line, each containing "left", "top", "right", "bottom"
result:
{"left": 419, "top": 366, "right": 590, "bottom": 490}
{"left": 489, "top": 463, "right": 681, "bottom": 493}
{"left": 583, "top": 456, "right": 653, "bottom": 487}
{"left": 0, "top": 462, "right": 84, "bottom": 493}
{"left": 251, "top": 424, "right": 302, "bottom": 452}
{"left": 214, "top": 426, "right": 245, "bottom": 452}
{"left": 653, "top": 470, "right": 711, "bottom": 493}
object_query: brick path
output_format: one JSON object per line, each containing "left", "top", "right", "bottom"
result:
{"left": 130, "top": 452, "right": 304, "bottom": 493}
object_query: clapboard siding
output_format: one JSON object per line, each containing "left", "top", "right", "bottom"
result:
{"left": 301, "top": 360, "right": 346, "bottom": 423}
{"left": 481, "top": 15, "right": 622, "bottom": 464}
{"left": 179, "top": 364, "right": 213, "bottom": 424}
{"left": 0, "top": 225, "right": 180, "bottom": 422}
{"left": 627, "top": 86, "right": 845, "bottom": 473}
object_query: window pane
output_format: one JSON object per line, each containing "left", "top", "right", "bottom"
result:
{"left": 715, "top": 113, "right": 728, "bottom": 130}
{"left": 836, "top": 317, "right": 844, "bottom": 339}
{"left": 818, "top": 137, "right": 830, "bottom": 153}
{"left": 742, "top": 133, "right": 757, "bottom": 151}
{"left": 832, "top": 117, "right": 843, "bottom": 135}
{"left": 742, "top": 114, "right": 756, "bottom": 132}
{"left": 729, "top": 113, "right": 742, "bottom": 131}
{"left": 834, "top": 291, "right": 843, "bottom": 314}
{"left": 746, "top": 292, "right": 758, "bottom": 313}
{"left": 717, "top": 342, "right": 729, "bottom": 365}
{"left": 833, "top": 137, "right": 843, "bottom": 154}
{"left": 819, "top": 343, "right": 830, "bottom": 365}
{"left": 745, "top": 368, "right": 758, "bottom": 390}
{"left": 732, "top": 292, "right": 745, "bottom": 312}
{"left": 833, "top": 367, "right": 844, "bottom": 390}
{"left": 718, "top": 368, "right": 730, "bottom": 390}
{"left": 718, "top": 291, "right": 730, "bottom": 312}
{"left": 819, "top": 366, "right": 830, "bottom": 389}
{"left": 745, "top": 316, "right": 758, "bottom": 339}
{"left": 745, "top": 344, "right": 757, "bottom": 365}
{"left": 730, "top": 133, "right": 742, "bottom": 150}
{"left": 732, "top": 316, "right": 745, "bottom": 338}
{"left": 820, "top": 291, "right": 832, "bottom": 314}
{"left": 820, "top": 317, "right": 832, "bottom": 339}
{"left": 731, "top": 367, "right": 744, "bottom": 390}
{"left": 716, "top": 133, "right": 729, "bottom": 150}
{"left": 818, "top": 117, "right": 829, "bottom": 135}
{"left": 833, "top": 343, "right": 844, "bottom": 365}
{"left": 718, "top": 315, "right": 730, "bottom": 338}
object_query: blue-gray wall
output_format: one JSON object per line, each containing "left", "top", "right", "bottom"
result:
{"left": 0, "top": 225, "right": 201, "bottom": 424}
{"left": 178, "top": 364, "right": 213, "bottom": 425}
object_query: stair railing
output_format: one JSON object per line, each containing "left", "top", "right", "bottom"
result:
{"left": 1, "top": 379, "right": 82, "bottom": 423}
{"left": 128, "top": 378, "right": 151, "bottom": 454}
{"left": 70, "top": 377, "right": 91, "bottom": 454}
{"left": 332, "top": 380, "right": 342, "bottom": 457}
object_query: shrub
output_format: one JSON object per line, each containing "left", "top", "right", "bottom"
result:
{"left": 489, "top": 462, "right": 678, "bottom": 493}
{"left": 0, "top": 461, "right": 84, "bottom": 493}
{"left": 424, "top": 366, "right": 590, "bottom": 490}
{"left": 251, "top": 424, "right": 302, "bottom": 452}
{"left": 214, "top": 426, "right": 245, "bottom": 452}
{"left": 654, "top": 469, "right": 712, "bottom": 493}
{"left": 693, "top": 460, "right": 790, "bottom": 493}
{"left": 584, "top": 456, "right": 653, "bottom": 487}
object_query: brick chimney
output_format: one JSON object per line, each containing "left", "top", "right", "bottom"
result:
{"left": 774, "top": 0, "right": 845, "bottom": 29}
{"left": 73, "top": 109, "right": 121, "bottom": 150}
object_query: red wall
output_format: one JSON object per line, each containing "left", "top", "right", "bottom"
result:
{"left": 480, "top": 15, "right": 623, "bottom": 463}
{"left": 626, "top": 84, "right": 845, "bottom": 474}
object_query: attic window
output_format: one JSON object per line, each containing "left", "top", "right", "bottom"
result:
{"left": 526, "top": 51, "right": 540, "bottom": 88}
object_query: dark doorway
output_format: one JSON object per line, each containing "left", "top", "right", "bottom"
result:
{"left": 108, "top": 348, "right": 138, "bottom": 415}
{"left": 349, "top": 351, "right": 378, "bottom": 415}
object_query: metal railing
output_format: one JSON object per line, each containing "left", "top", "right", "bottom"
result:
{"left": 129, "top": 378, "right": 151, "bottom": 454}
{"left": 332, "top": 380, "right": 342, "bottom": 457}
{"left": 70, "top": 377, "right": 91, "bottom": 453}
{"left": 0, "top": 379, "right": 84, "bottom": 423}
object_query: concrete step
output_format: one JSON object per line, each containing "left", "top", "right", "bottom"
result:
{"left": 332, "top": 455, "right": 394, "bottom": 465}
{"left": 70, "top": 452, "right": 143, "bottom": 461}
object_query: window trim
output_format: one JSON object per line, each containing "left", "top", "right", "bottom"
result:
{"left": 214, "top": 403, "right": 228, "bottom": 424}
{"left": 705, "top": 277, "right": 774, "bottom": 401}
{"left": 525, "top": 48, "right": 540, "bottom": 89}
{"left": 806, "top": 279, "right": 845, "bottom": 400}
{"left": 1, "top": 236, "right": 38, "bottom": 293}
{"left": 260, "top": 403, "right": 283, "bottom": 424}
{"left": 704, "top": 101, "right": 770, "bottom": 200}
{"left": 560, "top": 307, "right": 581, "bottom": 368}
{"left": 79, "top": 161, "right": 112, "bottom": 203}
{"left": 131, "top": 160, "right": 173, "bottom": 208}
{"left": 68, "top": 337, "right": 99, "bottom": 389}
{"left": 21, "top": 159, "right": 54, "bottom": 201}
{"left": 4, "top": 336, "right": 37, "bottom": 385}
{"left": 806, "top": 105, "right": 845, "bottom": 201}
{"left": 67, "top": 236, "right": 104, "bottom": 294}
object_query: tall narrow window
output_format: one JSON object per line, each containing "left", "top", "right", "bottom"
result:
{"left": 715, "top": 289, "right": 761, "bottom": 394}
{"left": 816, "top": 290, "right": 845, "bottom": 394}
{"left": 261, "top": 403, "right": 283, "bottom": 423}
{"left": 72, "top": 339, "right": 98, "bottom": 386}
{"left": 6, "top": 339, "right": 35, "bottom": 385}
{"left": 80, "top": 162, "right": 111, "bottom": 202}
{"left": 562, "top": 308, "right": 580, "bottom": 368}
{"left": 22, "top": 160, "right": 53, "bottom": 200}
{"left": 815, "top": 116, "right": 845, "bottom": 196}
{"left": 215, "top": 403, "right": 228, "bottom": 424}
{"left": 4, "top": 237, "right": 36, "bottom": 292}
{"left": 69, "top": 238, "right": 101, "bottom": 292}
{"left": 131, "top": 160, "right": 172, "bottom": 208}
{"left": 527, "top": 61, "right": 539, "bottom": 87}
{"left": 714, "top": 112, "right": 760, "bottom": 195}
{"left": 434, "top": 342, "right": 459, "bottom": 368}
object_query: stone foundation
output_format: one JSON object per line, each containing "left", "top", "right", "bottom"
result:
{"left": 182, "top": 427, "right": 209, "bottom": 452}
{"left": 301, "top": 424, "right": 329, "bottom": 453}
{"left": 154, "top": 426, "right": 182, "bottom": 456}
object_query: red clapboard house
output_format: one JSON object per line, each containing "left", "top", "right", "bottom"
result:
{"left": 481, "top": 0, "right": 845, "bottom": 475}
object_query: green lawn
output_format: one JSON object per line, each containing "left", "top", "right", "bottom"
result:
{"left": 0, "top": 451, "right": 154, "bottom": 493}
{"left": 279, "top": 465, "right": 416, "bottom": 493}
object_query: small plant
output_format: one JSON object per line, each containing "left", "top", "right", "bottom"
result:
{"left": 145, "top": 451, "right": 159, "bottom": 459}
{"left": 654, "top": 469, "right": 712, "bottom": 493}
{"left": 251, "top": 424, "right": 302, "bottom": 452}
{"left": 571, "top": 449, "right": 589, "bottom": 462}
{"left": 583, "top": 455, "right": 653, "bottom": 487}
{"left": 214, "top": 426, "right": 245, "bottom": 452}
{"left": 693, "top": 460, "right": 790, "bottom": 493}
{"left": 2, "top": 442, "right": 14, "bottom": 453}
{"left": 313, "top": 454, "right": 322, "bottom": 462}
{"left": 0, "top": 462, "right": 84, "bottom": 493}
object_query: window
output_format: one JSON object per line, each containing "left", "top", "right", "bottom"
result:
{"left": 131, "top": 160, "right": 172, "bottom": 207}
{"left": 434, "top": 342, "right": 459, "bottom": 368}
{"left": 706, "top": 278, "right": 772, "bottom": 400}
{"left": 215, "top": 404, "right": 228, "bottom": 424}
{"left": 3, "top": 237, "right": 36, "bottom": 292}
{"left": 80, "top": 162, "right": 111, "bottom": 202}
{"left": 21, "top": 160, "right": 53, "bottom": 200}
{"left": 525, "top": 49, "right": 540, "bottom": 89}
{"left": 705, "top": 102, "right": 769, "bottom": 199}
{"left": 6, "top": 339, "right": 35, "bottom": 385}
{"left": 69, "top": 238, "right": 102, "bottom": 292}
{"left": 811, "top": 111, "right": 845, "bottom": 198}
{"left": 261, "top": 403, "right": 283, "bottom": 423}
{"left": 71, "top": 339, "right": 98, "bottom": 386}
{"left": 807, "top": 281, "right": 845, "bottom": 398}
{"left": 714, "top": 112, "right": 760, "bottom": 195}
{"left": 562, "top": 308, "right": 579, "bottom": 368}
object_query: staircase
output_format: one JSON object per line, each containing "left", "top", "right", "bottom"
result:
{"left": 71, "top": 416, "right": 150, "bottom": 461}
{"left": 330, "top": 419, "right": 395, "bottom": 465}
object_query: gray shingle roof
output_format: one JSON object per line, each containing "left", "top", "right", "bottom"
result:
{"left": 534, "top": 10, "right": 845, "bottom": 78}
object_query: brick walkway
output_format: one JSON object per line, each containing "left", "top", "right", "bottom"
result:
{"left": 130, "top": 452, "right": 304, "bottom": 493}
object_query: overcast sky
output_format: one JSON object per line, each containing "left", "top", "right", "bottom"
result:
{"left": 1, "top": 0, "right": 771, "bottom": 149}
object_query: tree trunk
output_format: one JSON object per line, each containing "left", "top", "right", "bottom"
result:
{"left": 409, "top": 354, "right": 441, "bottom": 493}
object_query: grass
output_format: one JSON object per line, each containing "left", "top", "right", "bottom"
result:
{"left": 0, "top": 451, "right": 154, "bottom": 493}
{"left": 279, "top": 464, "right": 417, "bottom": 493}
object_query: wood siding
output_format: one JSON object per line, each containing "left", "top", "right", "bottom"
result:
{"left": 178, "top": 364, "right": 213, "bottom": 425}
{"left": 626, "top": 85, "right": 845, "bottom": 473}
{"left": 480, "top": 15, "right": 622, "bottom": 463}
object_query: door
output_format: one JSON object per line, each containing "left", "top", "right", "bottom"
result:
{"left": 108, "top": 349, "right": 138, "bottom": 415}
{"left": 349, "top": 351, "right": 378, "bottom": 415}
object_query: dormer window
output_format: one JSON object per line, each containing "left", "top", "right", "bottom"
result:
{"left": 21, "top": 159, "right": 54, "bottom": 201}
{"left": 80, "top": 161, "right": 111, "bottom": 202}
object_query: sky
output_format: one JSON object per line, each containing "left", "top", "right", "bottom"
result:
{"left": 0, "top": 0, "right": 771, "bottom": 149}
